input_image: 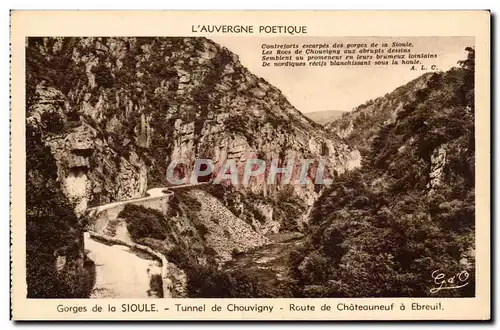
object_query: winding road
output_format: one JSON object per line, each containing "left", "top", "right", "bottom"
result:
{"left": 87, "top": 185, "right": 207, "bottom": 213}
{"left": 84, "top": 185, "right": 208, "bottom": 298}
{"left": 84, "top": 233, "right": 162, "bottom": 298}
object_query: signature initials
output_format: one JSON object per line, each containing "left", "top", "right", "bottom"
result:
{"left": 429, "top": 270, "right": 470, "bottom": 294}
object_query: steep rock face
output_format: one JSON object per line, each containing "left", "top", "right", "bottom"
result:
{"left": 427, "top": 146, "right": 447, "bottom": 193}
{"left": 26, "top": 37, "right": 360, "bottom": 227}
{"left": 26, "top": 118, "right": 94, "bottom": 298}
{"left": 28, "top": 84, "right": 148, "bottom": 215}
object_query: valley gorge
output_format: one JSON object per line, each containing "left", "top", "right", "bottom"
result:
{"left": 25, "top": 37, "right": 475, "bottom": 299}
{"left": 26, "top": 36, "right": 360, "bottom": 298}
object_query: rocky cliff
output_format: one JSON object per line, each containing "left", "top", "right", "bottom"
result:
{"left": 26, "top": 122, "right": 94, "bottom": 298}
{"left": 26, "top": 37, "right": 360, "bottom": 226}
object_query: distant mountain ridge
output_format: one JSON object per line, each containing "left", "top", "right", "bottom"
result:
{"left": 303, "top": 110, "right": 346, "bottom": 125}
{"left": 325, "top": 73, "right": 435, "bottom": 155}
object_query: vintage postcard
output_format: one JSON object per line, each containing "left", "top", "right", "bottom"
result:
{"left": 10, "top": 10, "right": 490, "bottom": 321}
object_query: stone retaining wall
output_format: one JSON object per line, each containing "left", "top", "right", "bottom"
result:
{"left": 87, "top": 192, "right": 173, "bottom": 234}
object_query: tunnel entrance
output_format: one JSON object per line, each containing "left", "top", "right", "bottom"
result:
{"left": 196, "top": 163, "right": 212, "bottom": 183}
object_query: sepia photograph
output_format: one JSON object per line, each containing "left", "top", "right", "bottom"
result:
{"left": 10, "top": 10, "right": 491, "bottom": 321}
{"left": 25, "top": 35, "right": 476, "bottom": 299}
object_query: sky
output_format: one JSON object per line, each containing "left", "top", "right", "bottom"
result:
{"left": 212, "top": 36, "right": 474, "bottom": 113}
